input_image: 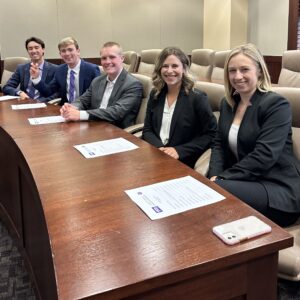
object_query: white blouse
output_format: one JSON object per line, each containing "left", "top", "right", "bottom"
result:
{"left": 159, "top": 97, "right": 177, "bottom": 145}
{"left": 228, "top": 123, "right": 239, "bottom": 159}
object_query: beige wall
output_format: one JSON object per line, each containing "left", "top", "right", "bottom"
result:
{"left": 248, "top": 0, "right": 289, "bottom": 55}
{"left": 203, "top": 0, "right": 248, "bottom": 50}
{"left": 0, "top": 0, "right": 204, "bottom": 58}
{"left": 0, "top": 0, "right": 290, "bottom": 58}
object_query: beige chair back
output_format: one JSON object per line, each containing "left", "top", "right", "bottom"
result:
{"left": 193, "top": 81, "right": 225, "bottom": 176}
{"left": 211, "top": 50, "right": 230, "bottom": 85}
{"left": 194, "top": 81, "right": 225, "bottom": 120}
{"left": 278, "top": 50, "right": 300, "bottom": 88}
{"left": 137, "top": 49, "right": 161, "bottom": 78}
{"left": 131, "top": 73, "right": 153, "bottom": 124}
{"left": 273, "top": 86, "right": 300, "bottom": 159}
{"left": 274, "top": 87, "right": 300, "bottom": 282}
{"left": 1, "top": 56, "right": 30, "bottom": 88}
{"left": 190, "top": 49, "right": 214, "bottom": 82}
{"left": 123, "top": 51, "right": 138, "bottom": 73}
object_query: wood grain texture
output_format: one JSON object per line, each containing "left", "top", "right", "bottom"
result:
{"left": 0, "top": 97, "right": 293, "bottom": 300}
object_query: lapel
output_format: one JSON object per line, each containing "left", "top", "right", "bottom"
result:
{"left": 41, "top": 61, "right": 48, "bottom": 81}
{"left": 78, "top": 59, "right": 85, "bottom": 94}
{"left": 24, "top": 63, "right": 31, "bottom": 88}
{"left": 107, "top": 69, "right": 127, "bottom": 106}
{"left": 168, "top": 90, "right": 185, "bottom": 140}
{"left": 61, "top": 64, "right": 68, "bottom": 96}
{"left": 153, "top": 90, "right": 167, "bottom": 134}
{"left": 97, "top": 76, "right": 108, "bottom": 106}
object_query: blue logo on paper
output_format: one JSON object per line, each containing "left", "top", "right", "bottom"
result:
{"left": 152, "top": 206, "right": 163, "bottom": 213}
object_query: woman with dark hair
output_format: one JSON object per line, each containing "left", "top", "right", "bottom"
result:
{"left": 209, "top": 43, "right": 300, "bottom": 226}
{"left": 142, "top": 46, "right": 217, "bottom": 167}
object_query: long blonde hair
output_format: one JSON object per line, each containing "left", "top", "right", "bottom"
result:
{"left": 224, "top": 43, "right": 272, "bottom": 107}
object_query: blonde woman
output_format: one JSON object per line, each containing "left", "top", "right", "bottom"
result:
{"left": 209, "top": 43, "right": 300, "bottom": 226}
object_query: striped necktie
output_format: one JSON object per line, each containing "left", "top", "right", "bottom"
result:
{"left": 69, "top": 70, "right": 76, "bottom": 102}
{"left": 28, "top": 81, "right": 36, "bottom": 99}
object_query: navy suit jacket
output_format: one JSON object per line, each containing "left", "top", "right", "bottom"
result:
{"left": 142, "top": 87, "right": 217, "bottom": 167}
{"left": 34, "top": 59, "right": 100, "bottom": 105}
{"left": 3, "top": 61, "right": 57, "bottom": 101}
{"left": 208, "top": 90, "right": 300, "bottom": 213}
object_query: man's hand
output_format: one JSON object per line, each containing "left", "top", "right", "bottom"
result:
{"left": 30, "top": 62, "right": 40, "bottom": 79}
{"left": 60, "top": 103, "right": 80, "bottom": 121}
{"left": 19, "top": 91, "right": 30, "bottom": 100}
{"left": 159, "top": 147, "right": 179, "bottom": 159}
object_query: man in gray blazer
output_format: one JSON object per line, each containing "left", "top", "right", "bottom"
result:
{"left": 60, "top": 42, "right": 142, "bottom": 128}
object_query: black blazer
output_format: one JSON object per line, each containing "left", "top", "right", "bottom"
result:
{"left": 142, "top": 87, "right": 217, "bottom": 167}
{"left": 208, "top": 90, "right": 300, "bottom": 213}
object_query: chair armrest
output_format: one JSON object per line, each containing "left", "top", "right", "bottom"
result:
{"left": 124, "top": 123, "right": 144, "bottom": 134}
{"left": 194, "top": 148, "right": 211, "bottom": 177}
{"left": 134, "top": 131, "right": 143, "bottom": 138}
{"left": 47, "top": 98, "right": 61, "bottom": 105}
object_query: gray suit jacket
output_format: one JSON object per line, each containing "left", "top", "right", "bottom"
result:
{"left": 73, "top": 69, "right": 143, "bottom": 128}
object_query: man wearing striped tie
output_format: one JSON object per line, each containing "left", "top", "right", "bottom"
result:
{"left": 31, "top": 37, "right": 100, "bottom": 105}
{"left": 3, "top": 37, "right": 57, "bottom": 101}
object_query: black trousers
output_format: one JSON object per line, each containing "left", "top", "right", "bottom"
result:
{"left": 215, "top": 179, "right": 300, "bottom": 227}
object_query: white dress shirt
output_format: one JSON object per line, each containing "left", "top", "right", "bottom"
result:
{"left": 159, "top": 97, "right": 177, "bottom": 145}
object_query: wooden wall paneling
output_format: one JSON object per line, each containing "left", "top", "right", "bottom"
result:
{"left": 264, "top": 56, "right": 282, "bottom": 84}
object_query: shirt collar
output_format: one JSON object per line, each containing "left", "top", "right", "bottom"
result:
{"left": 106, "top": 67, "right": 123, "bottom": 84}
{"left": 39, "top": 61, "right": 45, "bottom": 71}
{"left": 68, "top": 59, "right": 81, "bottom": 74}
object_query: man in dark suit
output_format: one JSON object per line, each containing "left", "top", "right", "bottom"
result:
{"left": 31, "top": 37, "right": 100, "bottom": 105}
{"left": 3, "top": 37, "right": 57, "bottom": 101}
{"left": 60, "top": 42, "right": 143, "bottom": 129}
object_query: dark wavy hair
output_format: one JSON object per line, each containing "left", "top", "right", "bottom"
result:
{"left": 25, "top": 37, "right": 45, "bottom": 50}
{"left": 152, "top": 47, "right": 194, "bottom": 98}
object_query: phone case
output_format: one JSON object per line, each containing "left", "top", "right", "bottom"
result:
{"left": 212, "top": 216, "right": 272, "bottom": 245}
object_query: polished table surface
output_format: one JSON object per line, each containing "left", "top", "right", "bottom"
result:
{"left": 0, "top": 97, "right": 293, "bottom": 300}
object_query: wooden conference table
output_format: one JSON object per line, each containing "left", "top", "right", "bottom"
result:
{"left": 0, "top": 97, "right": 293, "bottom": 300}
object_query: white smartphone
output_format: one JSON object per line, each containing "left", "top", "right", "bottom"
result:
{"left": 212, "top": 216, "right": 272, "bottom": 245}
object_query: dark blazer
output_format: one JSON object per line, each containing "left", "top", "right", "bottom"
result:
{"left": 142, "top": 87, "right": 217, "bottom": 167}
{"left": 208, "top": 90, "right": 300, "bottom": 213}
{"left": 73, "top": 69, "right": 143, "bottom": 128}
{"left": 34, "top": 59, "right": 100, "bottom": 105}
{"left": 3, "top": 61, "right": 57, "bottom": 101}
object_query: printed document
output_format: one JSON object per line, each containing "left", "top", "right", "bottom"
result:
{"left": 0, "top": 95, "right": 18, "bottom": 101}
{"left": 74, "top": 137, "right": 139, "bottom": 158}
{"left": 125, "top": 176, "right": 225, "bottom": 220}
{"left": 12, "top": 103, "right": 46, "bottom": 110}
{"left": 28, "top": 115, "right": 66, "bottom": 125}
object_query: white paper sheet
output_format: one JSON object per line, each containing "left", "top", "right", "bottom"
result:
{"left": 74, "top": 137, "right": 139, "bottom": 158}
{"left": 0, "top": 95, "right": 18, "bottom": 101}
{"left": 12, "top": 103, "right": 46, "bottom": 110}
{"left": 125, "top": 175, "right": 225, "bottom": 220}
{"left": 28, "top": 115, "right": 66, "bottom": 125}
